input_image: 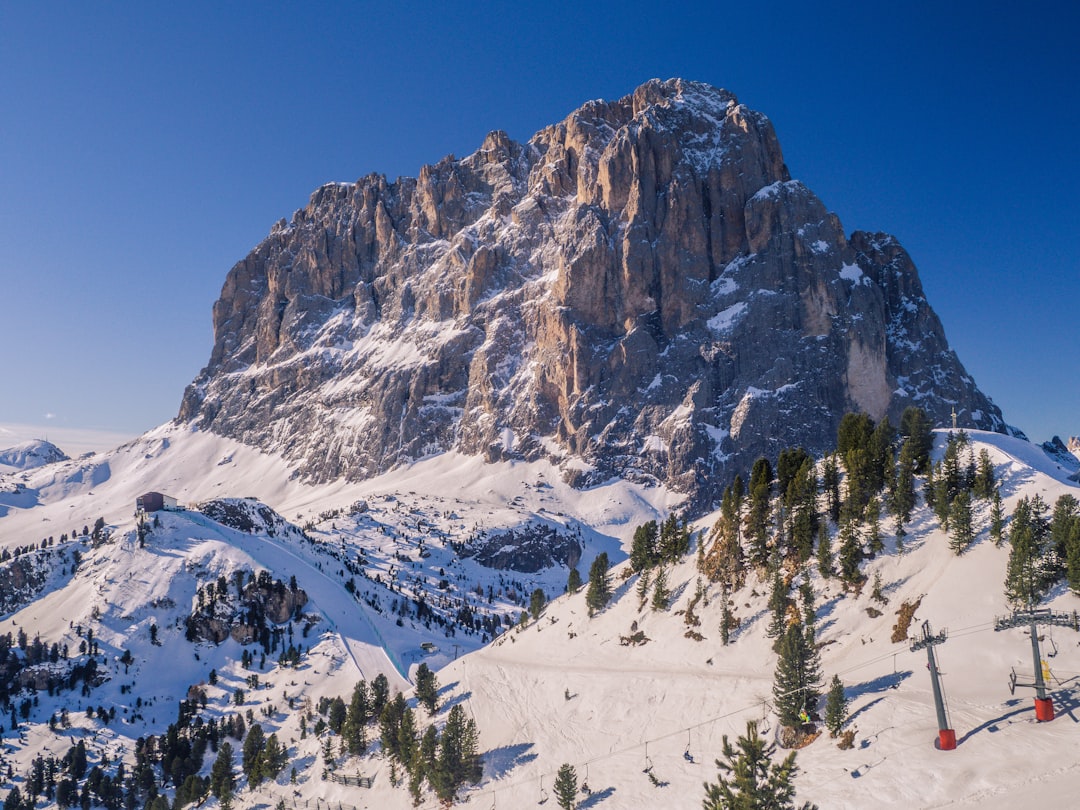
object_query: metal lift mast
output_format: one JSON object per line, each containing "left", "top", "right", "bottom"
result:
{"left": 993, "top": 607, "right": 1079, "bottom": 722}
{"left": 910, "top": 620, "right": 956, "bottom": 750}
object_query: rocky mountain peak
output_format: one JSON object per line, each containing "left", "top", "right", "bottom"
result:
{"left": 178, "top": 79, "right": 1006, "bottom": 512}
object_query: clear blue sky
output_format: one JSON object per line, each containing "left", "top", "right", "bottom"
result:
{"left": 1, "top": 1, "right": 1076, "bottom": 447}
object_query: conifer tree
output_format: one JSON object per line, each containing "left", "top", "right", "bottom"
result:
{"left": 415, "top": 664, "right": 439, "bottom": 716}
{"left": 973, "top": 449, "right": 996, "bottom": 499}
{"left": 864, "top": 496, "right": 883, "bottom": 558}
{"left": 765, "top": 569, "right": 790, "bottom": 649}
{"left": 1066, "top": 519, "right": 1080, "bottom": 596}
{"left": 1005, "top": 495, "right": 1053, "bottom": 607}
{"left": 702, "top": 721, "right": 817, "bottom": 810}
{"left": 720, "top": 580, "right": 732, "bottom": 646}
{"left": 630, "top": 521, "right": 659, "bottom": 573}
{"left": 529, "top": 588, "right": 546, "bottom": 621}
{"left": 343, "top": 680, "right": 370, "bottom": 754}
{"left": 823, "top": 675, "right": 848, "bottom": 738}
{"left": 651, "top": 568, "right": 670, "bottom": 612}
{"left": 821, "top": 455, "right": 841, "bottom": 525}
{"left": 1049, "top": 494, "right": 1079, "bottom": 559}
{"left": 868, "top": 418, "right": 895, "bottom": 494}
{"left": 210, "top": 741, "right": 235, "bottom": 800}
{"left": 432, "top": 705, "right": 482, "bottom": 805}
{"left": 816, "top": 521, "right": 833, "bottom": 579}
{"left": 772, "top": 621, "right": 822, "bottom": 728}
{"left": 553, "top": 763, "right": 578, "bottom": 810}
{"left": 788, "top": 459, "right": 818, "bottom": 563}
{"left": 948, "top": 491, "right": 974, "bottom": 554}
{"left": 703, "top": 481, "right": 746, "bottom": 588}
{"left": 746, "top": 458, "right": 774, "bottom": 568}
{"left": 566, "top": 567, "right": 582, "bottom": 594}
{"left": 241, "top": 724, "right": 265, "bottom": 785}
{"left": 837, "top": 511, "right": 863, "bottom": 587}
{"left": 397, "top": 708, "right": 419, "bottom": 772}
{"left": 658, "top": 514, "right": 692, "bottom": 562}
{"left": 258, "top": 733, "right": 286, "bottom": 783}
{"left": 371, "top": 673, "right": 390, "bottom": 717}
{"left": 585, "top": 553, "right": 611, "bottom": 616}
{"left": 899, "top": 406, "right": 933, "bottom": 473}
{"left": 989, "top": 488, "right": 1006, "bottom": 546}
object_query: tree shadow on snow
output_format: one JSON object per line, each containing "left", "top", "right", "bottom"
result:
{"left": 845, "top": 696, "right": 885, "bottom": 727}
{"left": 481, "top": 742, "right": 536, "bottom": 780}
{"left": 437, "top": 680, "right": 460, "bottom": 697}
{"left": 577, "top": 786, "right": 616, "bottom": 808}
{"left": 730, "top": 608, "right": 769, "bottom": 643}
{"left": 440, "top": 690, "right": 473, "bottom": 712}
{"left": 846, "top": 670, "right": 912, "bottom": 702}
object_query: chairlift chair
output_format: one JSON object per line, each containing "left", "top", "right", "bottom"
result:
{"left": 683, "top": 730, "right": 695, "bottom": 763}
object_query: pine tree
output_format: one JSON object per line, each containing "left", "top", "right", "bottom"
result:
{"left": 1049, "top": 494, "right": 1079, "bottom": 559}
{"left": 772, "top": 621, "right": 822, "bottom": 728}
{"left": 837, "top": 511, "right": 863, "bottom": 587}
{"left": 630, "top": 521, "right": 659, "bottom": 572}
{"left": 989, "top": 488, "right": 1006, "bottom": 546}
{"left": 1004, "top": 495, "right": 1053, "bottom": 607}
{"left": 585, "top": 553, "right": 611, "bottom": 616}
{"left": 788, "top": 459, "right": 818, "bottom": 563}
{"left": 209, "top": 741, "right": 235, "bottom": 800}
{"left": 415, "top": 664, "right": 439, "bottom": 716}
{"left": 343, "top": 680, "right": 370, "bottom": 754}
{"left": 529, "top": 588, "right": 546, "bottom": 621}
{"left": 823, "top": 675, "right": 847, "bottom": 738}
{"left": 720, "top": 580, "right": 732, "bottom": 646}
{"left": 746, "top": 458, "right": 774, "bottom": 568}
{"left": 432, "top": 705, "right": 482, "bottom": 805}
{"left": 651, "top": 568, "right": 670, "bottom": 612}
{"left": 566, "top": 567, "right": 582, "bottom": 594}
{"left": 821, "top": 455, "right": 841, "bottom": 525}
{"left": 397, "top": 708, "right": 419, "bottom": 772}
{"left": 553, "top": 763, "right": 578, "bottom": 810}
{"left": 241, "top": 724, "right": 265, "bottom": 785}
{"left": 380, "top": 693, "right": 408, "bottom": 762}
{"left": 948, "top": 491, "right": 974, "bottom": 554}
{"left": 258, "top": 733, "right": 287, "bottom": 782}
{"left": 371, "top": 673, "right": 390, "bottom": 717}
{"left": 702, "top": 721, "right": 817, "bottom": 810}
{"left": 864, "top": 496, "right": 883, "bottom": 558}
{"left": 765, "top": 569, "right": 790, "bottom": 648}
{"left": 658, "top": 514, "right": 691, "bottom": 562}
{"left": 1066, "top": 519, "right": 1080, "bottom": 596}
{"left": 816, "top": 521, "right": 833, "bottom": 579}
{"left": 899, "top": 406, "right": 933, "bottom": 473}
{"left": 704, "top": 480, "right": 747, "bottom": 588}
{"left": 973, "top": 448, "right": 995, "bottom": 499}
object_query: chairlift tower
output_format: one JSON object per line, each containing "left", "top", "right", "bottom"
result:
{"left": 910, "top": 621, "right": 955, "bottom": 750}
{"left": 993, "top": 607, "right": 1080, "bottom": 722}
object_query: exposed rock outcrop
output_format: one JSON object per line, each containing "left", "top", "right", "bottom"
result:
{"left": 179, "top": 78, "right": 1007, "bottom": 512}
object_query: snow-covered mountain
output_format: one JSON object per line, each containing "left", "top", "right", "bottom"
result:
{"left": 0, "top": 439, "right": 68, "bottom": 473}
{"left": 178, "top": 78, "right": 1006, "bottom": 512}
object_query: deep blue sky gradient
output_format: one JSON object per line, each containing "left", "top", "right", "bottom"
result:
{"left": 1, "top": 1, "right": 1077, "bottom": 444}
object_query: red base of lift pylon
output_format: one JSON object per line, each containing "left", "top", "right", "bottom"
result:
{"left": 1034, "top": 697, "right": 1055, "bottom": 722}
{"left": 938, "top": 729, "right": 957, "bottom": 750}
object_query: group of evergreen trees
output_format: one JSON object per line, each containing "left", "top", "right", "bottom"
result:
{"left": 1004, "top": 491, "right": 1080, "bottom": 607}
{"left": 320, "top": 669, "right": 482, "bottom": 807}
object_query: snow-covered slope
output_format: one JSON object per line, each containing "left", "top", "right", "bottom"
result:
{"left": 2, "top": 428, "right": 1079, "bottom": 809}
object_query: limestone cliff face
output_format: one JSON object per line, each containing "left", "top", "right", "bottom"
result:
{"left": 179, "top": 79, "right": 1006, "bottom": 511}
